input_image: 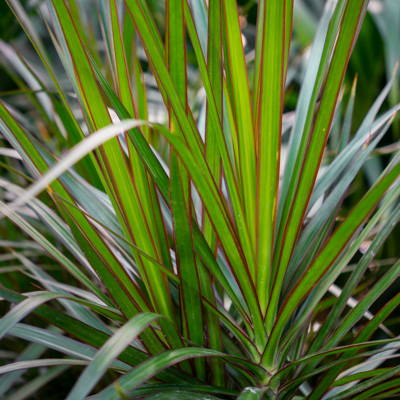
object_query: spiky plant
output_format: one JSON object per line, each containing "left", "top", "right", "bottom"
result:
{"left": 0, "top": 0, "right": 400, "bottom": 399}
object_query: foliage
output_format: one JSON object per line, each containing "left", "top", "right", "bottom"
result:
{"left": 0, "top": 0, "right": 399, "bottom": 399}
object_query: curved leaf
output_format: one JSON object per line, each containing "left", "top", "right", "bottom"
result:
{"left": 66, "top": 312, "right": 162, "bottom": 400}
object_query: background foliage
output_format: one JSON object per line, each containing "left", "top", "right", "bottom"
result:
{"left": 0, "top": 0, "right": 400, "bottom": 399}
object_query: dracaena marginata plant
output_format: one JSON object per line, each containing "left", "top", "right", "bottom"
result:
{"left": 0, "top": 0, "right": 399, "bottom": 398}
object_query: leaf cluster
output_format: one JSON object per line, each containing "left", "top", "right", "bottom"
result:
{"left": 0, "top": 0, "right": 399, "bottom": 399}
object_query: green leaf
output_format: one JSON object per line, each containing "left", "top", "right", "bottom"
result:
{"left": 0, "top": 359, "right": 87, "bottom": 375}
{"left": 309, "top": 202, "right": 400, "bottom": 357}
{"left": 166, "top": 0, "right": 206, "bottom": 379}
{"left": 285, "top": 115, "right": 395, "bottom": 294}
{"left": 307, "top": 258, "right": 400, "bottom": 399}
{"left": 47, "top": 0, "right": 176, "bottom": 328}
{"left": 0, "top": 288, "right": 195, "bottom": 384}
{"left": 183, "top": 3, "right": 257, "bottom": 310}
{"left": 222, "top": 0, "right": 256, "bottom": 256}
{"left": 325, "top": 365, "right": 400, "bottom": 400}
{"left": 14, "top": 253, "right": 120, "bottom": 331}
{"left": 93, "top": 56, "right": 252, "bottom": 323}
{"left": 350, "top": 377, "right": 400, "bottom": 400}
{"left": 154, "top": 123, "right": 265, "bottom": 348}
{"left": 92, "top": 348, "right": 223, "bottom": 400}
{"left": 203, "top": 0, "right": 223, "bottom": 250}
{"left": 262, "top": 160, "right": 400, "bottom": 370}
{"left": 0, "top": 198, "right": 108, "bottom": 305}
{"left": 276, "top": 0, "right": 345, "bottom": 231}
{"left": 9, "top": 324, "right": 129, "bottom": 371}
{"left": 7, "top": 120, "right": 144, "bottom": 210}
{"left": 268, "top": 0, "right": 369, "bottom": 333}
{"left": 255, "top": 0, "right": 294, "bottom": 313}
{"left": 126, "top": 383, "right": 237, "bottom": 398}
{"left": 0, "top": 292, "right": 63, "bottom": 340}
{"left": 281, "top": 158, "right": 400, "bottom": 365}
{"left": 66, "top": 313, "right": 162, "bottom": 400}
